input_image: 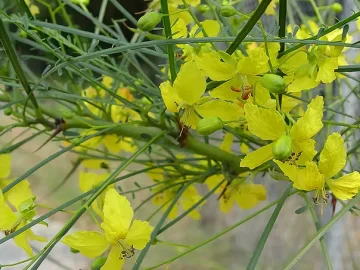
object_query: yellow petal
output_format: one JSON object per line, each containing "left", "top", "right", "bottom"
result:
{"left": 316, "top": 57, "right": 338, "bottom": 83}
{"left": 235, "top": 183, "right": 267, "bottom": 209}
{"left": 327, "top": 172, "right": 360, "bottom": 200}
{"left": 196, "top": 100, "right": 242, "bottom": 121}
{"left": 219, "top": 191, "right": 236, "bottom": 213}
{"left": 244, "top": 103, "right": 285, "bottom": 140}
{"left": 101, "top": 189, "right": 133, "bottom": 242}
{"left": 79, "top": 171, "right": 110, "bottom": 193}
{"left": 205, "top": 175, "right": 226, "bottom": 194}
{"left": 286, "top": 72, "right": 320, "bottom": 93}
{"left": 279, "top": 51, "right": 308, "bottom": 75}
{"left": 0, "top": 154, "right": 11, "bottom": 179}
{"left": 275, "top": 161, "right": 325, "bottom": 191}
{"left": 171, "top": 18, "right": 188, "bottom": 39}
{"left": 292, "top": 139, "right": 317, "bottom": 165}
{"left": 180, "top": 105, "right": 201, "bottom": 128}
{"left": 5, "top": 180, "right": 33, "bottom": 210}
{"left": 14, "top": 230, "right": 34, "bottom": 257}
{"left": 103, "top": 135, "right": 123, "bottom": 153}
{"left": 194, "top": 53, "right": 237, "bottom": 81}
{"left": 209, "top": 75, "right": 243, "bottom": 101}
{"left": 238, "top": 48, "right": 269, "bottom": 75}
{"left": 82, "top": 159, "right": 108, "bottom": 169}
{"left": 173, "top": 62, "right": 206, "bottom": 105}
{"left": 240, "top": 143, "right": 274, "bottom": 169}
{"left": 160, "top": 81, "right": 178, "bottom": 112}
{"left": 101, "top": 245, "right": 124, "bottom": 270}
{"left": 290, "top": 96, "right": 323, "bottom": 141}
{"left": 190, "top": 20, "right": 220, "bottom": 37}
{"left": 125, "top": 220, "right": 153, "bottom": 250}
{"left": 62, "top": 231, "right": 109, "bottom": 258}
{"left": 0, "top": 191, "right": 18, "bottom": 230}
{"left": 319, "top": 133, "right": 346, "bottom": 178}
{"left": 220, "top": 133, "right": 234, "bottom": 153}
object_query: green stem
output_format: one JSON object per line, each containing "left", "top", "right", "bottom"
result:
{"left": 246, "top": 185, "right": 293, "bottom": 270}
{"left": 226, "top": 0, "right": 272, "bottom": 55}
{"left": 160, "top": 0, "right": 177, "bottom": 82}
{"left": 0, "top": 18, "right": 41, "bottom": 119}
{"left": 278, "top": 0, "right": 287, "bottom": 55}
{"left": 309, "top": 0, "right": 324, "bottom": 25}
{"left": 17, "top": 0, "right": 34, "bottom": 19}
{"left": 301, "top": 193, "right": 333, "bottom": 270}
{"left": 283, "top": 194, "right": 360, "bottom": 270}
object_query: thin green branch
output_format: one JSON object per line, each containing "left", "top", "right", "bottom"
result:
{"left": 25, "top": 132, "right": 165, "bottom": 269}
{"left": 146, "top": 189, "right": 298, "bottom": 269}
{"left": 283, "top": 194, "right": 360, "bottom": 269}
{"left": 279, "top": 11, "right": 360, "bottom": 57}
{"left": 133, "top": 181, "right": 193, "bottom": 270}
{"left": 0, "top": 17, "right": 41, "bottom": 118}
{"left": 17, "top": 0, "right": 34, "bottom": 19}
{"left": 246, "top": 185, "right": 293, "bottom": 270}
{"left": 278, "top": 0, "right": 287, "bottom": 55}
{"left": 160, "top": 0, "right": 177, "bottom": 82}
{"left": 301, "top": 193, "right": 333, "bottom": 270}
{"left": 226, "top": 0, "right": 272, "bottom": 55}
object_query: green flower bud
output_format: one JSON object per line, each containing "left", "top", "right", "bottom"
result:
{"left": 91, "top": 257, "right": 107, "bottom": 270}
{"left": 62, "top": 110, "right": 74, "bottom": 119}
{"left": 272, "top": 135, "right": 292, "bottom": 161}
{"left": 197, "top": 4, "right": 210, "bottom": 13}
{"left": 220, "top": 6, "right": 237, "bottom": 17}
{"left": 71, "top": 137, "right": 81, "bottom": 146}
{"left": 70, "top": 247, "right": 80, "bottom": 253}
{"left": 331, "top": 3, "right": 343, "bottom": 13}
{"left": 196, "top": 117, "right": 224, "bottom": 136}
{"left": 261, "top": 74, "right": 286, "bottom": 94}
{"left": 137, "top": 12, "right": 162, "bottom": 32}
{"left": 4, "top": 107, "right": 12, "bottom": 116}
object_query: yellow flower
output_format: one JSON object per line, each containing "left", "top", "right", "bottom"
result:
{"left": 206, "top": 44, "right": 279, "bottom": 101}
{"left": 160, "top": 62, "right": 242, "bottom": 127}
{"left": 240, "top": 96, "right": 323, "bottom": 169}
{"left": 0, "top": 155, "right": 46, "bottom": 256}
{"left": 25, "top": 0, "right": 40, "bottom": 15}
{"left": 62, "top": 189, "right": 153, "bottom": 270}
{"left": 275, "top": 133, "right": 360, "bottom": 202}
{"left": 205, "top": 175, "right": 266, "bottom": 213}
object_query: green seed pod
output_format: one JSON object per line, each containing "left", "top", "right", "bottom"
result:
{"left": 137, "top": 12, "right": 162, "bottom": 32}
{"left": 91, "top": 257, "right": 107, "bottom": 270}
{"left": 70, "top": 247, "right": 80, "bottom": 254}
{"left": 197, "top": 4, "right": 210, "bottom": 13}
{"left": 261, "top": 74, "right": 286, "bottom": 94}
{"left": 331, "top": 3, "right": 343, "bottom": 13}
{"left": 196, "top": 117, "right": 224, "bottom": 136}
{"left": 4, "top": 107, "right": 12, "bottom": 116}
{"left": 272, "top": 135, "right": 293, "bottom": 161}
{"left": 220, "top": 6, "right": 237, "bottom": 17}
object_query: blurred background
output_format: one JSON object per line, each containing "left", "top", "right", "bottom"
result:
{"left": 0, "top": 0, "right": 360, "bottom": 269}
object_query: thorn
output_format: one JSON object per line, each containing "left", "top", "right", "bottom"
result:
{"left": 33, "top": 118, "right": 65, "bottom": 152}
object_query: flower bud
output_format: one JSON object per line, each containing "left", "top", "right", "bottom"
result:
{"left": 197, "top": 4, "right": 210, "bottom": 13}
{"left": 220, "top": 6, "right": 237, "bottom": 17}
{"left": 91, "top": 257, "right": 107, "bottom": 270}
{"left": 331, "top": 3, "right": 343, "bottom": 13}
{"left": 70, "top": 247, "right": 80, "bottom": 253}
{"left": 62, "top": 110, "right": 74, "bottom": 119}
{"left": 272, "top": 135, "right": 292, "bottom": 161}
{"left": 71, "top": 137, "right": 81, "bottom": 146}
{"left": 137, "top": 12, "right": 162, "bottom": 32}
{"left": 261, "top": 74, "right": 286, "bottom": 94}
{"left": 4, "top": 107, "right": 12, "bottom": 116}
{"left": 196, "top": 117, "right": 224, "bottom": 136}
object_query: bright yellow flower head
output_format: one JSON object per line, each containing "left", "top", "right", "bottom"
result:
{"left": 240, "top": 96, "right": 323, "bottom": 169}
{"left": 62, "top": 189, "right": 153, "bottom": 270}
{"left": 160, "top": 62, "right": 242, "bottom": 127}
{"left": 275, "top": 133, "right": 360, "bottom": 202}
